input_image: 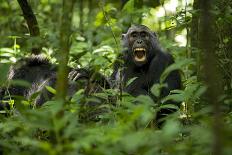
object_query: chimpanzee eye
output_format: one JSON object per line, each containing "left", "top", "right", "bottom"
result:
{"left": 141, "top": 32, "right": 147, "bottom": 38}
{"left": 131, "top": 32, "right": 137, "bottom": 38}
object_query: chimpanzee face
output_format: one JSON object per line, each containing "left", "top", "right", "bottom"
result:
{"left": 122, "top": 25, "right": 158, "bottom": 66}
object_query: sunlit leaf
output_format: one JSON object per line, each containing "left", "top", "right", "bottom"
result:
{"left": 45, "top": 85, "right": 56, "bottom": 94}
{"left": 126, "top": 77, "right": 138, "bottom": 87}
{"left": 122, "top": 0, "right": 134, "bottom": 13}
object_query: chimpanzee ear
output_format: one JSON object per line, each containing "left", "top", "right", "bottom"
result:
{"left": 121, "top": 34, "right": 126, "bottom": 40}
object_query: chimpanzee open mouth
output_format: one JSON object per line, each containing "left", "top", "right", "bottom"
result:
{"left": 133, "top": 47, "right": 146, "bottom": 62}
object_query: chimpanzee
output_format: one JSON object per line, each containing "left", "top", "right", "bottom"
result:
{"left": 111, "top": 25, "right": 181, "bottom": 124}
{"left": 0, "top": 55, "right": 110, "bottom": 108}
{"left": 5, "top": 56, "right": 57, "bottom": 105}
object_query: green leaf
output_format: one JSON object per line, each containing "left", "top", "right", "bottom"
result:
{"left": 10, "top": 79, "right": 31, "bottom": 88}
{"left": 71, "top": 89, "right": 84, "bottom": 102}
{"left": 161, "top": 93, "right": 185, "bottom": 103}
{"left": 159, "top": 104, "right": 179, "bottom": 110}
{"left": 135, "top": 95, "right": 154, "bottom": 105}
{"left": 45, "top": 85, "right": 56, "bottom": 94}
{"left": 126, "top": 77, "right": 138, "bottom": 87}
{"left": 0, "top": 48, "right": 14, "bottom": 54}
{"left": 150, "top": 83, "right": 167, "bottom": 97}
{"left": 160, "top": 58, "right": 195, "bottom": 83}
{"left": 0, "top": 64, "right": 10, "bottom": 86}
{"left": 42, "top": 100, "right": 64, "bottom": 115}
{"left": 94, "top": 92, "right": 108, "bottom": 100}
{"left": 162, "top": 119, "right": 180, "bottom": 140}
{"left": 86, "top": 96, "right": 101, "bottom": 104}
{"left": 122, "top": 0, "right": 135, "bottom": 13}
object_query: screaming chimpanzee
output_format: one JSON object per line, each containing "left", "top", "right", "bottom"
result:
{"left": 111, "top": 25, "right": 181, "bottom": 124}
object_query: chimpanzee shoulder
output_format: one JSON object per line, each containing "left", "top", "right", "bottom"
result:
{"left": 11, "top": 56, "right": 56, "bottom": 85}
{"left": 23, "top": 55, "right": 50, "bottom": 66}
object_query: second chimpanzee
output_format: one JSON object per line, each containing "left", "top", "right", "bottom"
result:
{"left": 0, "top": 55, "right": 110, "bottom": 107}
{"left": 112, "top": 25, "right": 181, "bottom": 123}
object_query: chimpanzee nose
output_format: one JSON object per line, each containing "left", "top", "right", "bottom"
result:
{"left": 137, "top": 39, "right": 143, "bottom": 44}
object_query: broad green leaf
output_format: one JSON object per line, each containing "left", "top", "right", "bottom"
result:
{"left": 160, "top": 58, "right": 195, "bottom": 83}
{"left": 45, "top": 85, "right": 56, "bottom": 94}
{"left": 135, "top": 95, "right": 154, "bottom": 105}
{"left": 71, "top": 89, "right": 84, "bottom": 102}
{"left": 126, "top": 77, "right": 138, "bottom": 87}
{"left": 10, "top": 79, "right": 31, "bottom": 88}
{"left": 150, "top": 83, "right": 167, "bottom": 97}
{"left": 0, "top": 63, "right": 10, "bottom": 86}
{"left": 159, "top": 104, "right": 179, "bottom": 110}
{"left": 161, "top": 93, "right": 185, "bottom": 103}
{"left": 162, "top": 119, "right": 180, "bottom": 140}
{"left": 122, "top": 0, "right": 135, "bottom": 13}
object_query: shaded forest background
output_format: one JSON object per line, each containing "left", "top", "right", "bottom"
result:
{"left": 0, "top": 0, "right": 232, "bottom": 155}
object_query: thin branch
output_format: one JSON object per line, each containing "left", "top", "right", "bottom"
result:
{"left": 98, "top": 1, "right": 119, "bottom": 53}
{"left": 99, "top": 1, "right": 121, "bottom": 99}
{"left": 17, "top": 0, "right": 41, "bottom": 54}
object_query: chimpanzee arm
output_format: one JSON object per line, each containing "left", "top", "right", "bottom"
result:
{"left": 160, "top": 54, "right": 181, "bottom": 100}
{"left": 124, "top": 77, "right": 149, "bottom": 96}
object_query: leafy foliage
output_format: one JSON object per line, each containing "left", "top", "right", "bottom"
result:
{"left": 0, "top": 0, "right": 231, "bottom": 155}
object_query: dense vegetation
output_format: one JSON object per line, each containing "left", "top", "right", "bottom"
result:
{"left": 0, "top": 0, "right": 231, "bottom": 154}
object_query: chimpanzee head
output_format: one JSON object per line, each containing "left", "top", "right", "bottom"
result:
{"left": 122, "top": 25, "right": 159, "bottom": 66}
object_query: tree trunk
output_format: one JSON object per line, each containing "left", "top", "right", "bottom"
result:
{"left": 191, "top": 0, "right": 200, "bottom": 50}
{"left": 199, "top": 1, "right": 223, "bottom": 155}
{"left": 190, "top": 0, "right": 200, "bottom": 77}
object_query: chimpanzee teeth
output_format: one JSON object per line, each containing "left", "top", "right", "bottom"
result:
{"left": 134, "top": 48, "right": 145, "bottom": 52}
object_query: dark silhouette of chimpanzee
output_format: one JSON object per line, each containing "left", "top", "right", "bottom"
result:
{"left": 6, "top": 56, "right": 57, "bottom": 105}
{"left": 111, "top": 25, "right": 181, "bottom": 124}
{"left": 0, "top": 55, "right": 110, "bottom": 108}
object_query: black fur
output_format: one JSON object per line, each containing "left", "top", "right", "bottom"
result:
{"left": 0, "top": 55, "right": 110, "bottom": 108}
{"left": 112, "top": 25, "right": 181, "bottom": 125}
